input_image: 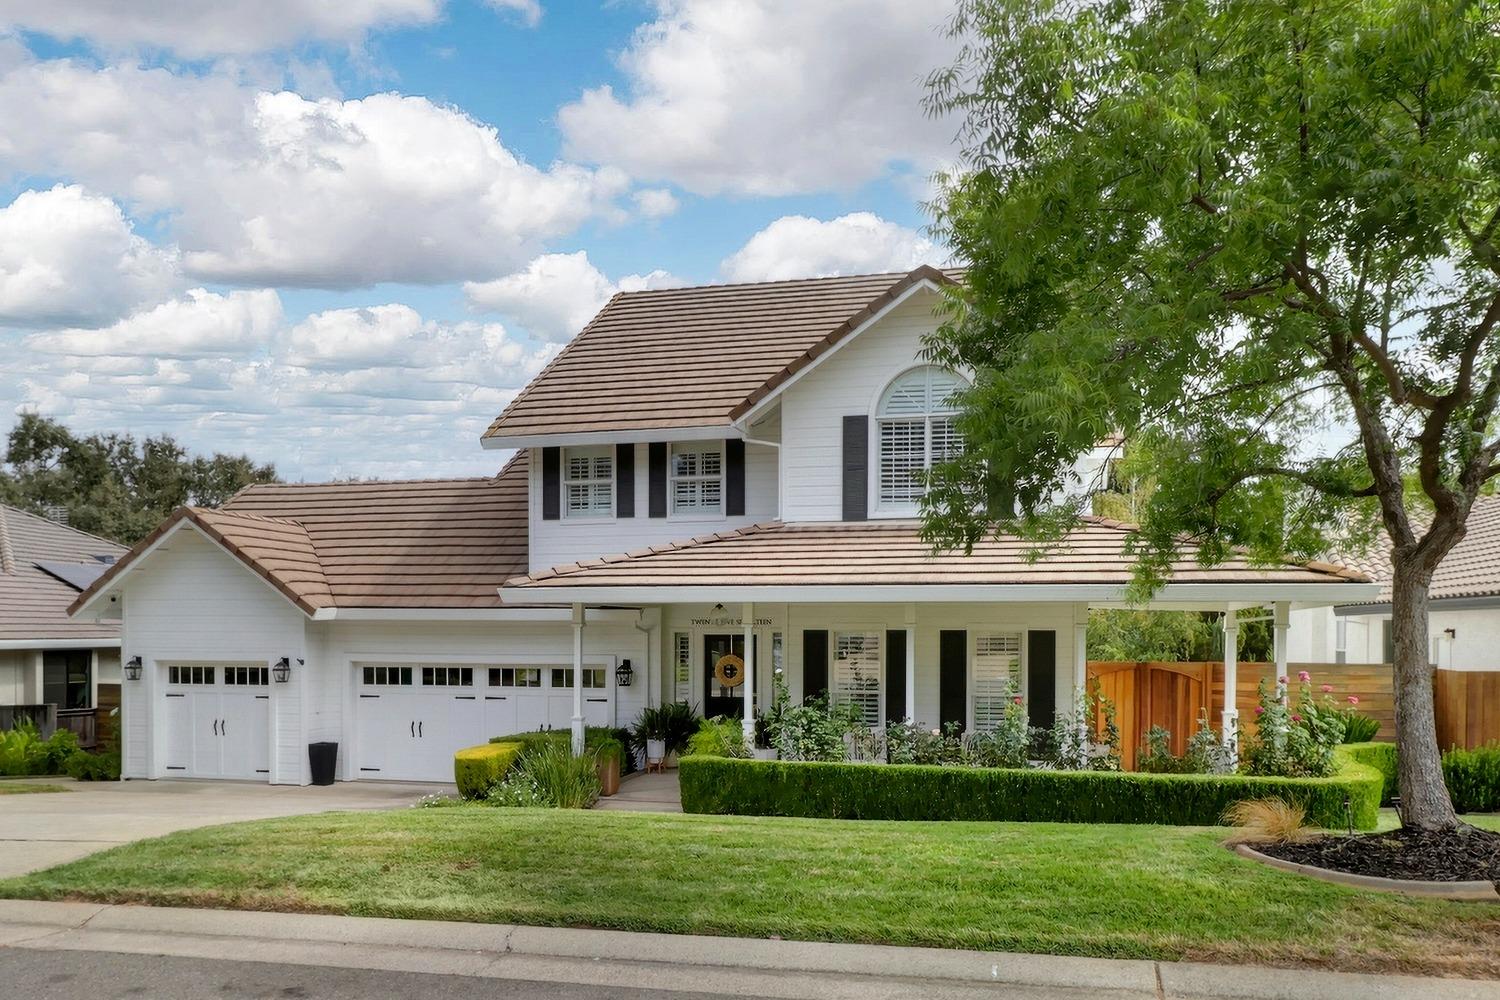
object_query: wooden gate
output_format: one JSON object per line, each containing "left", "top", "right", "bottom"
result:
{"left": 1088, "top": 661, "right": 1212, "bottom": 770}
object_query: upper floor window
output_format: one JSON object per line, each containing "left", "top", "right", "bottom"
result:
{"left": 876, "top": 365, "right": 967, "bottom": 510}
{"left": 564, "top": 446, "right": 613, "bottom": 517}
{"left": 670, "top": 443, "right": 722, "bottom": 516}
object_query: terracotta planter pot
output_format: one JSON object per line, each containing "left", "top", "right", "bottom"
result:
{"left": 596, "top": 755, "right": 621, "bottom": 797}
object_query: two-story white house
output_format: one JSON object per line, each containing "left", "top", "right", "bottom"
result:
{"left": 70, "top": 266, "right": 1376, "bottom": 784}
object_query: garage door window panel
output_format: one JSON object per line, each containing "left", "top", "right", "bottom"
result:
{"left": 362, "top": 665, "right": 412, "bottom": 686}
{"left": 490, "top": 667, "right": 541, "bottom": 688}
{"left": 422, "top": 666, "right": 473, "bottom": 687}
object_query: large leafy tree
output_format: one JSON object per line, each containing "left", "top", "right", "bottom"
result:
{"left": 0, "top": 414, "right": 278, "bottom": 543}
{"left": 924, "top": 0, "right": 1500, "bottom": 829}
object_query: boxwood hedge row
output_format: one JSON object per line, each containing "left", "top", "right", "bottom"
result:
{"left": 679, "top": 749, "right": 1382, "bottom": 829}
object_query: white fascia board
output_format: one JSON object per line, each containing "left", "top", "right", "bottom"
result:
{"left": 317, "top": 606, "right": 641, "bottom": 623}
{"left": 0, "top": 637, "right": 121, "bottom": 651}
{"left": 481, "top": 424, "right": 741, "bottom": 451}
{"left": 734, "top": 278, "right": 945, "bottom": 429}
{"left": 499, "top": 581, "right": 1381, "bottom": 607}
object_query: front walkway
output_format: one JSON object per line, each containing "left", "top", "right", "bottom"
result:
{"left": 0, "top": 777, "right": 451, "bottom": 878}
{"left": 595, "top": 769, "right": 681, "bottom": 812}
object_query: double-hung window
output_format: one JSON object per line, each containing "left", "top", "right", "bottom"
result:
{"left": 670, "top": 444, "right": 723, "bottom": 516}
{"left": 876, "top": 366, "right": 967, "bottom": 513}
{"left": 832, "top": 632, "right": 881, "bottom": 727}
{"left": 972, "top": 633, "right": 1023, "bottom": 731}
{"left": 563, "top": 446, "right": 613, "bottom": 517}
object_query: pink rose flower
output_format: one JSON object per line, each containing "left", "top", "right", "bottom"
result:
{"left": 1278, "top": 676, "right": 1289, "bottom": 684}
{"left": 1254, "top": 706, "right": 1265, "bottom": 715}
{"left": 1298, "top": 670, "right": 1311, "bottom": 683}
{"left": 1347, "top": 695, "right": 1359, "bottom": 705}
{"left": 1291, "top": 714, "right": 1303, "bottom": 722}
{"left": 1012, "top": 696, "right": 1023, "bottom": 704}
{"left": 1321, "top": 684, "right": 1333, "bottom": 693}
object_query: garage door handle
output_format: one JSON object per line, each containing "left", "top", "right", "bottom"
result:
{"left": 410, "top": 720, "right": 415, "bottom": 738}
{"left": 221, "top": 718, "right": 227, "bottom": 736}
{"left": 418, "top": 721, "right": 423, "bottom": 738}
{"left": 213, "top": 719, "right": 219, "bottom": 735}
{"left": 586, "top": 697, "right": 607, "bottom": 703}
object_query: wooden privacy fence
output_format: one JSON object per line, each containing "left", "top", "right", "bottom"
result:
{"left": 1434, "top": 670, "right": 1500, "bottom": 751}
{"left": 1088, "top": 660, "right": 1398, "bottom": 771}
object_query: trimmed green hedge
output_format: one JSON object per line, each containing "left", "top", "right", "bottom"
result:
{"left": 1340, "top": 742, "right": 1398, "bottom": 806}
{"left": 679, "top": 748, "right": 1382, "bottom": 829}
{"left": 454, "top": 742, "right": 524, "bottom": 799}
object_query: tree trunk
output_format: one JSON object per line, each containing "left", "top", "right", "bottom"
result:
{"left": 1389, "top": 556, "right": 1459, "bottom": 831}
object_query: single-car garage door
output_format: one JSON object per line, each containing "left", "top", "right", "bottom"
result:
{"left": 353, "top": 661, "right": 615, "bottom": 783}
{"left": 162, "top": 663, "right": 271, "bottom": 779}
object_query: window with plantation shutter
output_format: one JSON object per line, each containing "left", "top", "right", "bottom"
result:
{"left": 876, "top": 366, "right": 968, "bottom": 511}
{"left": 673, "top": 632, "right": 691, "bottom": 702}
{"left": 563, "top": 446, "right": 613, "bottom": 517}
{"left": 972, "top": 632, "right": 1022, "bottom": 731}
{"left": 832, "top": 632, "right": 881, "bottom": 727}
{"left": 670, "top": 444, "right": 723, "bottom": 515}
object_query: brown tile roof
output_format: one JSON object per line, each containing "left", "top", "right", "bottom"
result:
{"left": 481, "top": 266, "right": 959, "bottom": 442}
{"left": 0, "top": 505, "right": 125, "bottom": 642}
{"left": 503, "top": 518, "right": 1369, "bottom": 592}
{"left": 1330, "top": 496, "right": 1500, "bottom": 603}
{"left": 70, "top": 455, "right": 528, "bottom": 617}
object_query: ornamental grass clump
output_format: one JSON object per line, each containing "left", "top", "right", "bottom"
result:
{"left": 484, "top": 741, "right": 601, "bottom": 809}
{"left": 1223, "top": 798, "right": 1317, "bottom": 845}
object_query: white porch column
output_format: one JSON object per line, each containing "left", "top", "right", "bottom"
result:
{"left": 904, "top": 604, "right": 917, "bottom": 722}
{"left": 742, "top": 602, "right": 756, "bottom": 745}
{"left": 571, "top": 603, "right": 585, "bottom": 755}
{"left": 1273, "top": 601, "right": 1290, "bottom": 704}
{"left": 1072, "top": 603, "right": 1089, "bottom": 692}
{"left": 1221, "top": 608, "right": 1239, "bottom": 759}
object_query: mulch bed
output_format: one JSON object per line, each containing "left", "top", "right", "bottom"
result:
{"left": 1258, "top": 825, "right": 1500, "bottom": 887}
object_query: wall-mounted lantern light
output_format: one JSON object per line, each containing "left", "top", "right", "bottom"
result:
{"left": 273, "top": 657, "right": 293, "bottom": 683}
{"left": 124, "top": 656, "right": 142, "bottom": 681}
{"left": 615, "top": 659, "right": 634, "bottom": 687}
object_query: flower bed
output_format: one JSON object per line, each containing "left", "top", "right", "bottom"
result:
{"left": 679, "top": 746, "right": 1382, "bottom": 828}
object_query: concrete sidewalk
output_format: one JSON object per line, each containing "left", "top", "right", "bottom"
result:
{"left": 0, "top": 899, "right": 1492, "bottom": 1000}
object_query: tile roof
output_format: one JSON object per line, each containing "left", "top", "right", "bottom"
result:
{"left": 1331, "top": 495, "right": 1500, "bottom": 603}
{"left": 70, "top": 454, "right": 528, "bottom": 617}
{"left": 481, "top": 266, "right": 959, "bottom": 442}
{"left": 503, "top": 519, "right": 1369, "bottom": 592}
{"left": 0, "top": 505, "right": 125, "bottom": 642}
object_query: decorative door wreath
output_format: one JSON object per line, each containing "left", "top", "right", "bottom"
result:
{"left": 713, "top": 653, "right": 745, "bottom": 688}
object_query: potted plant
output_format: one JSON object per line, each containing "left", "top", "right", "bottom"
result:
{"left": 633, "top": 702, "right": 697, "bottom": 769}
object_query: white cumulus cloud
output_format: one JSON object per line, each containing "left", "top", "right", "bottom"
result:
{"left": 464, "top": 251, "right": 683, "bottom": 342}
{"left": 26, "top": 288, "right": 284, "bottom": 359}
{"left": 0, "top": 1, "right": 446, "bottom": 57}
{"left": 557, "top": 0, "right": 957, "bottom": 196}
{"left": 0, "top": 185, "right": 180, "bottom": 328}
{"left": 720, "top": 212, "right": 951, "bottom": 283}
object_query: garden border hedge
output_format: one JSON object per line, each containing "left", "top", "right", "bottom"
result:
{"left": 1339, "top": 740, "right": 1500, "bottom": 813}
{"left": 454, "top": 742, "right": 525, "bottom": 799}
{"left": 679, "top": 748, "right": 1382, "bottom": 829}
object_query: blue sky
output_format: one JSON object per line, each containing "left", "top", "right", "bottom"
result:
{"left": 0, "top": 1, "right": 956, "bottom": 479}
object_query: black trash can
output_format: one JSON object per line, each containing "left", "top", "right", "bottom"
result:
{"left": 308, "top": 741, "right": 338, "bottom": 786}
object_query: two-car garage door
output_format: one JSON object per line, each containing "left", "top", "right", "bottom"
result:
{"left": 353, "top": 661, "right": 613, "bottom": 782}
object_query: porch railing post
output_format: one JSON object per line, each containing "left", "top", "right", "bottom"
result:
{"left": 1274, "top": 601, "right": 1290, "bottom": 704}
{"left": 1222, "top": 608, "right": 1239, "bottom": 762}
{"left": 571, "top": 603, "right": 585, "bottom": 755}
{"left": 904, "top": 603, "right": 916, "bottom": 722}
{"left": 742, "top": 602, "right": 755, "bottom": 746}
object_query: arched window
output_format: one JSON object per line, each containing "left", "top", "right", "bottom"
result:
{"left": 875, "top": 365, "right": 967, "bottom": 510}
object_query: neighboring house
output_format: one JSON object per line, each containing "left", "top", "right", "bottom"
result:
{"left": 1, "top": 504, "right": 127, "bottom": 746}
{"left": 1290, "top": 496, "right": 1500, "bottom": 671}
{"left": 70, "top": 267, "right": 1377, "bottom": 784}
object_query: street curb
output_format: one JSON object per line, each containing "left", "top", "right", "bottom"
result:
{"left": 1, "top": 899, "right": 1497, "bottom": 999}
{"left": 1233, "top": 843, "right": 1500, "bottom": 901}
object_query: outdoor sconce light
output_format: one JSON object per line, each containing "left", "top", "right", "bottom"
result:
{"left": 273, "top": 657, "right": 293, "bottom": 683}
{"left": 615, "top": 659, "right": 634, "bottom": 687}
{"left": 124, "top": 656, "right": 142, "bottom": 681}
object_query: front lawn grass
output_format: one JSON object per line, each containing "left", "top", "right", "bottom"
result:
{"left": 0, "top": 782, "right": 69, "bottom": 794}
{"left": 2, "top": 808, "right": 1497, "bottom": 977}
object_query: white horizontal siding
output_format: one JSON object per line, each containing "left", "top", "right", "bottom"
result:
{"left": 0, "top": 650, "right": 26, "bottom": 704}
{"left": 529, "top": 441, "right": 778, "bottom": 572}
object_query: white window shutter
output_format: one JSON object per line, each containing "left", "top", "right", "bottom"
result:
{"left": 972, "top": 633, "right": 1022, "bottom": 731}
{"left": 833, "top": 632, "right": 881, "bottom": 727}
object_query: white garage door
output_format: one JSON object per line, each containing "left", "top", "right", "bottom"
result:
{"left": 162, "top": 663, "right": 271, "bottom": 780}
{"left": 353, "top": 661, "right": 615, "bottom": 783}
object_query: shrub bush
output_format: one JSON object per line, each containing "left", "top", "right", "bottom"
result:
{"left": 1442, "top": 742, "right": 1500, "bottom": 814}
{"left": 1340, "top": 742, "right": 1398, "bottom": 805}
{"left": 454, "top": 741, "right": 525, "bottom": 799}
{"left": 512, "top": 740, "right": 602, "bottom": 808}
{"left": 688, "top": 717, "right": 749, "bottom": 758}
{"left": 63, "top": 749, "right": 121, "bottom": 782}
{"left": 679, "top": 747, "right": 1382, "bottom": 829}
{"left": 0, "top": 723, "right": 80, "bottom": 776}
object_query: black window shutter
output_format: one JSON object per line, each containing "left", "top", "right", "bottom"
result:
{"left": 541, "top": 447, "right": 560, "bottom": 521}
{"left": 1027, "top": 630, "right": 1057, "bottom": 729}
{"left": 725, "top": 439, "right": 745, "bottom": 517}
{"left": 842, "top": 415, "right": 868, "bottom": 521}
{"left": 615, "top": 443, "right": 635, "bottom": 518}
{"left": 939, "top": 629, "right": 967, "bottom": 730}
{"left": 885, "top": 630, "right": 907, "bottom": 724}
{"left": 802, "top": 630, "right": 829, "bottom": 703}
{"left": 648, "top": 442, "right": 667, "bottom": 518}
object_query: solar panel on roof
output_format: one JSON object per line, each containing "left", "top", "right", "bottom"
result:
{"left": 33, "top": 560, "right": 112, "bottom": 591}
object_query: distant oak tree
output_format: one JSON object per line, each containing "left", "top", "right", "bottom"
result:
{"left": 924, "top": 0, "right": 1500, "bottom": 830}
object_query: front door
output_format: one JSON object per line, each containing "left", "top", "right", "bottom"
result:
{"left": 704, "top": 634, "right": 754, "bottom": 720}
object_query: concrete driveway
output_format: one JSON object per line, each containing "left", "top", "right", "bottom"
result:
{"left": 0, "top": 778, "right": 452, "bottom": 879}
